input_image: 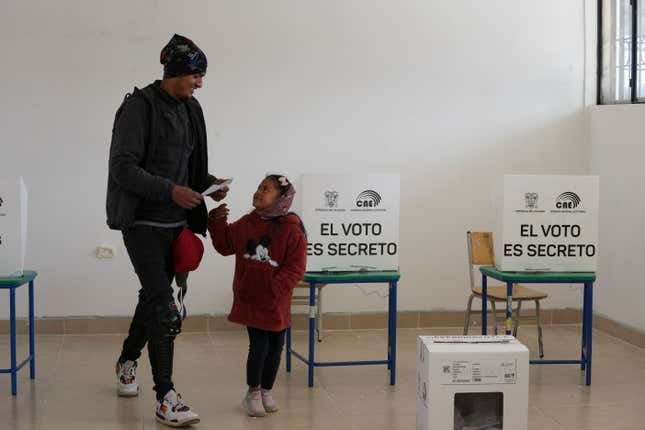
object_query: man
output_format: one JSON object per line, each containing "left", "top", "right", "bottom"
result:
{"left": 106, "top": 34, "right": 227, "bottom": 427}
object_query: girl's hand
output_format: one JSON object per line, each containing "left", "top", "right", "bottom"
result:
{"left": 209, "top": 178, "right": 230, "bottom": 202}
{"left": 209, "top": 204, "right": 230, "bottom": 222}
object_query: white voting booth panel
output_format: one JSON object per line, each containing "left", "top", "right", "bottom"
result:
{"left": 0, "top": 177, "right": 28, "bottom": 277}
{"left": 301, "top": 174, "right": 400, "bottom": 272}
{"left": 417, "top": 336, "right": 529, "bottom": 430}
{"left": 494, "top": 175, "right": 599, "bottom": 272}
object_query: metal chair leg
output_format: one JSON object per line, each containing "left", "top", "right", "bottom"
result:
{"left": 464, "top": 294, "right": 475, "bottom": 335}
{"left": 317, "top": 288, "right": 323, "bottom": 342}
{"left": 513, "top": 300, "right": 522, "bottom": 337}
{"left": 490, "top": 300, "right": 498, "bottom": 335}
{"left": 536, "top": 299, "right": 544, "bottom": 358}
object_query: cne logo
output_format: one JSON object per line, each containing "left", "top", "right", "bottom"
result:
{"left": 0, "top": 196, "right": 3, "bottom": 207}
{"left": 556, "top": 192, "right": 581, "bottom": 209}
{"left": 356, "top": 190, "right": 382, "bottom": 208}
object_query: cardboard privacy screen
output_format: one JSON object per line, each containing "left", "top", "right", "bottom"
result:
{"left": 0, "top": 177, "right": 28, "bottom": 277}
{"left": 494, "top": 175, "right": 599, "bottom": 272}
{"left": 301, "top": 174, "right": 400, "bottom": 272}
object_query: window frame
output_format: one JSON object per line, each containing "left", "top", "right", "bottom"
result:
{"left": 598, "top": 0, "right": 644, "bottom": 104}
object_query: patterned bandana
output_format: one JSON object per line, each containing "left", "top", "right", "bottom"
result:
{"left": 160, "top": 34, "right": 207, "bottom": 78}
{"left": 255, "top": 177, "right": 296, "bottom": 219}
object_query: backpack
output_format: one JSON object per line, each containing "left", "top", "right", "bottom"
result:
{"left": 106, "top": 86, "right": 158, "bottom": 230}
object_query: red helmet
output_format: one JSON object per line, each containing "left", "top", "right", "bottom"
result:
{"left": 173, "top": 227, "right": 204, "bottom": 272}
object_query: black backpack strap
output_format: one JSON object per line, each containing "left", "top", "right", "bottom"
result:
{"left": 136, "top": 86, "right": 159, "bottom": 170}
{"left": 112, "top": 86, "right": 158, "bottom": 169}
{"left": 111, "top": 91, "right": 134, "bottom": 133}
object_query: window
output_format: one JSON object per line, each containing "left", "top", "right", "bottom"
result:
{"left": 599, "top": 0, "right": 645, "bottom": 103}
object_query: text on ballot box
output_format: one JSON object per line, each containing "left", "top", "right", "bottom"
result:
{"left": 416, "top": 336, "right": 529, "bottom": 430}
{"left": 0, "top": 177, "right": 28, "bottom": 277}
{"left": 494, "top": 175, "right": 599, "bottom": 272}
{"left": 301, "top": 174, "right": 400, "bottom": 271}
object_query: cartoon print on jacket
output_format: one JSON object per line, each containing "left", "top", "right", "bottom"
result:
{"left": 244, "top": 235, "right": 279, "bottom": 267}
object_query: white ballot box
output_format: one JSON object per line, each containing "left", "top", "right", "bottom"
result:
{"left": 417, "top": 336, "right": 529, "bottom": 430}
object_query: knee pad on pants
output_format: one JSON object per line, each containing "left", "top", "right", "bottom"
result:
{"left": 149, "top": 299, "right": 182, "bottom": 342}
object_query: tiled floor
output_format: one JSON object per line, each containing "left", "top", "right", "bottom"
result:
{"left": 1, "top": 325, "right": 644, "bottom": 429}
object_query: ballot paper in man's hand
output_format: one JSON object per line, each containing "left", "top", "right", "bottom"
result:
{"left": 202, "top": 179, "right": 233, "bottom": 196}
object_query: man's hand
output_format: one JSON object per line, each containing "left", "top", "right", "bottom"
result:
{"left": 172, "top": 185, "right": 203, "bottom": 209}
{"left": 208, "top": 178, "right": 230, "bottom": 202}
{"left": 208, "top": 204, "right": 230, "bottom": 222}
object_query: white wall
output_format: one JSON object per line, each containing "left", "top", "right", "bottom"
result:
{"left": 589, "top": 104, "right": 645, "bottom": 333}
{"left": 0, "top": 0, "right": 589, "bottom": 318}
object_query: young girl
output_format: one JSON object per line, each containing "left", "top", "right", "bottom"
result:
{"left": 208, "top": 174, "right": 307, "bottom": 417}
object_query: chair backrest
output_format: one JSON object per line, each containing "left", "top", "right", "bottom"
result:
{"left": 467, "top": 231, "right": 495, "bottom": 291}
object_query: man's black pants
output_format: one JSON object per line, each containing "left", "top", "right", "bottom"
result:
{"left": 119, "top": 225, "right": 183, "bottom": 400}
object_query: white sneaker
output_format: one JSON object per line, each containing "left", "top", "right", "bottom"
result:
{"left": 242, "top": 390, "right": 266, "bottom": 417}
{"left": 155, "top": 390, "right": 200, "bottom": 428}
{"left": 261, "top": 389, "right": 278, "bottom": 413}
{"left": 116, "top": 360, "right": 138, "bottom": 397}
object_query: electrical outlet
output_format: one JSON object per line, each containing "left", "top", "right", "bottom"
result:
{"left": 96, "top": 246, "right": 116, "bottom": 259}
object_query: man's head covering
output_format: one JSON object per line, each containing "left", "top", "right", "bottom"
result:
{"left": 160, "top": 34, "right": 207, "bottom": 78}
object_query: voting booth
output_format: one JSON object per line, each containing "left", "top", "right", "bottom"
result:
{"left": 416, "top": 336, "right": 529, "bottom": 430}
{"left": 287, "top": 174, "right": 401, "bottom": 387}
{"left": 301, "top": 174, "right": 400, "bottom": 271}
{"left": 494, "top": 175, "right": 599, "bottom": 272}
{"left": 0, "top": 177, "right": 28, "bottom": 277}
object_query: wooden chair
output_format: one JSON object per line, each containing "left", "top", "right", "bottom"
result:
{"left": 464, "top": 231, "right": 547, "bottom": 357}
{"left": 292, "top": 281, "right": 326, "bottom": 342}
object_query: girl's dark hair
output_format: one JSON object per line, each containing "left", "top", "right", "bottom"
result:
{"left": 265, "top": 174, "right": 307, "bottom": 238}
